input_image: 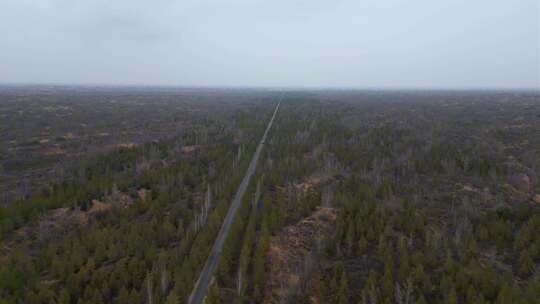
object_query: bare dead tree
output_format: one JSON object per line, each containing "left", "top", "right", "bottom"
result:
{"left": 361, "top": 286, "right": 378, "bottom": 304}
{"left": 253, "top": 178, "right": 262, "bottom": 208}
{"left": 146, "top": 273, "right": 153, "bottom": 304}
{"left": 322, "top": 185, "right": 334, "bottom": 207}
{"left": 395, "top": 277, "right": 414, "bottom": 304}
{"left": 237, "top": 267, "right": 242, "bottom": 296}
{"left": 160, "top": 266, "right": 168, "bottom": 296}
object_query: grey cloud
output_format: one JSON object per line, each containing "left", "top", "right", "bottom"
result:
{"left": 0, "top": 0, "right": 538, "bottom": 88}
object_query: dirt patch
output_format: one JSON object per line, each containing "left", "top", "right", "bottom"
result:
{"left": 117, "top": 143, "right": 138, "bottom": 149}
{"left": 6, "top": 197, "right": 120, "bottom": 248}
{"left": 63, "top": 133, "right": 75, "bottom": 140}
{"left": 462, "top": 184, "right": 477, "bottom": 192}
{"left": 295, "top": 174, "right": 335, "bottom": 193}
{"left": 88, "top": 200, "right": 111, "bottom": 214}
{"left": 180, "top": 145, "right": 202, "bottom": 155}
{"left": 509, "top": 173, "right": 530, "bottom": 193}
{"left": 264, "top": 207, "right": 337, "bottom": 304}
{"left": 40, "top": 146, "right": 66, "bottom": 156}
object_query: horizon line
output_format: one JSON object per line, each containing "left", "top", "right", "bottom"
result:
{"left": 0, "top": 82, "right": 538, "bottom": 92}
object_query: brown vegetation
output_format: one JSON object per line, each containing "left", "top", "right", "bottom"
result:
{"left": 264, "top": 207, "right": 337, "bottom": 303}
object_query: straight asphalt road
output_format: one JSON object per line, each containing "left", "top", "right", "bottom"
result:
{"left": 188, "top": 99, "right": 281, "bottom": 304}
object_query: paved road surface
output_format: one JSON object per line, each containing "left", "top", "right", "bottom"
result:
{"left": 188, "top": 100, "right": 281, "bottom": 304}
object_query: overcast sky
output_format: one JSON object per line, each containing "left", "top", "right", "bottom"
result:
{"left": 1, "top": 0, "right": 539, "bottom": 88}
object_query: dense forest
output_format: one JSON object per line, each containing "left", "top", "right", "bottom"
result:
{"left": 0, "top": 89, "right": 275, "bottom": 303}
{"left": 209, "top": 91, "right": 540, "bottom": 304}
{"left": 1, "top": 90, "right": 539, "bottom": 304}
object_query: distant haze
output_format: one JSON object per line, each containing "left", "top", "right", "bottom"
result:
{"left": 1, "top": 0, "right": 539, "bottom": 89}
